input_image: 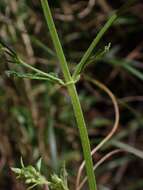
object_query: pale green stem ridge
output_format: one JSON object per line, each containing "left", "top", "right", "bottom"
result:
{"left": 40, "top": 0, "right": 97, "bottom": 190}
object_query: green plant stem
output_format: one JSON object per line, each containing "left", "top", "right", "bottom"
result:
{"left": 72, "top": 13, "right": 117, "bottom": 79}
{"left": 41, "top": 1, "right": 97, "bottom": 190}
{"left": 18, "top": 58, "right": 64, "bottom": 84}
{"left": 72, "top": 0, "right": 139, "bottom": 79}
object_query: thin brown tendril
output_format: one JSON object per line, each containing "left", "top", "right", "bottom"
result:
{"left": 77, "top": 149, "right": 123, "bottom": 190}
{"left": 76, "top": 76, "right": 120, "bottom": 190}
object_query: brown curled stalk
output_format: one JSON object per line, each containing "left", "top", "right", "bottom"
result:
{"left": 76, "top": 76, "right": 120, "bottom": 189}
{"left": 78, "top": 141, "right": 143, "bottom": 190}
{"left": 77, "top": 149, "right": 123, "bottom": 190}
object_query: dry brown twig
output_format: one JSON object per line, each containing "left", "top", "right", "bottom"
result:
{"left": 78, "top": 0, "right": 96, "bottom": 19}
{"left": 55, "top": 0, "right": 96, "bottom": 21}
{"left": 77, "top": 149, "right": 123, "bottom": 190}
{"left": 9, "top": 0, "right": 40, "bottom": 126}
{"left": 127, "top": 41, "right": 143, "bottom": 60}
{"left": 119, "top": 96, "right": 143, "bottom": 103}
{"left": 97, "top": 0, "right": 112, "bottom": 14}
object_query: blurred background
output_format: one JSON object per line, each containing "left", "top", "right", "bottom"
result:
{"left": 0, "top": 0, "right": 143, "bottom": 189}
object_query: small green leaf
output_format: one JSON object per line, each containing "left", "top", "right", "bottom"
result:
{"left": 12, "top": 159, "right": 49, "bottom": 189}
{"left": 89, "top": 43, "right": 111, "bottom": 63}
{"left": 11, "top": 167, "right": 21, "bottom": 174}
{"left": 60, "top": 162, "right": 68, "bottom": 188}
{"left": 25, "top": 179, "right": 33, "bottom": 184}
{"left": 31, "top": 36, "right": 56, "bottom": 57}
{"left": 36, "top": 158, "right": 42, "bottom": 172}
{"left": 6, "top": 70, "right": 48, "bottom": 80}
{"left": 0, "top": 41, "right": 64, "bottom": 85}
{"left": 0, "top": 40, "right": 17, "bottom": 58}
{"left": 20, "top": 157, "right": 24, "bottom": 168}
{"left": 5, "top": 70, "right": 64, "bottom": 84}
{"left": 73, "top": 43, "right": 111, "bottom": 77}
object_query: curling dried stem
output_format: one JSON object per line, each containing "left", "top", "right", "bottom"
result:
{"left": 76, "top": 76, "right": 120, "bottom": 189}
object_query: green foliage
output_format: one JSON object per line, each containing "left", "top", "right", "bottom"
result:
{"left": 50, "top": 174, "right": 68, "bottom": 190}
{"left": 0, "top": 0, "right": 141, "bottom": 190}
{"left": 11, "top": 158, "right": 49, "bottom": 190}
{"left": 12, "top": 158, "right": 69, "bottom": 190}
{"left": 102, "top": 57, "right": 143, "bottom": 81}
{"left": 0, "top": 41, "right": 65, "bottom": 85}
{"left": 84, "top": 43, "right": 111, "bottom": 69}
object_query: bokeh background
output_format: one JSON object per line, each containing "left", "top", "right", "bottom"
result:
{"left": 0, "top": 0, "right": 143, "bottom": 190}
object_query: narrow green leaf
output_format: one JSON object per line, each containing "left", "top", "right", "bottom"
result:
{"left": 20, "top": 157, "right": 24, "bottom": 168}
{"left": 5, "top": 70, "right": 64, "bottom": 83}
{"left": 116, "top": 0, "right": 139, "bottom": 16}
{"left": 11, "top": 167, "right": 21, "bottom": 174}
{"left": 0, "top": 42, "right": 64, "bottom": 85}
{"left": 48, "top": 120, "right": 58, "bottom": 172}
{"left": 106, "top": 58, "right": 143, "bottom": 81}
{"left": 72, "top": 14, "right": 117, "bottom": 79}
{"left": 81, "top": 42, "right": 111, "bottom": 71}
{"left": 112, "top": 140, "right": 143, "bottom": 159}
{"left": 123, "top": 64, "right": 143, "bottom": 81}
{"left": 73, "top": 0, "right": 139, "bottom": 79}
{"left": 36, "top": 158, "right": 42, "bottom": 172}
{"left": 30, "top": 36, "right": 56, "bottom": 57}
{"left": 0, "top": 40, "right": 17, "bottom": 58}
{"left": 60, "top": 162, "right": 68, "bottom": 188}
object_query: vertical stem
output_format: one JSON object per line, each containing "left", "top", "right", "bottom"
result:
{"left": 41, "top": 0, "right": 97, "bottom": 190}
{"left": 67, "top": 84, "right": 97, "bottom": 190}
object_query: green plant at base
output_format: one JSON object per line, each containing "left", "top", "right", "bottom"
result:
{"left": 12, "top": 158, "right": 69, "bottom": 190}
